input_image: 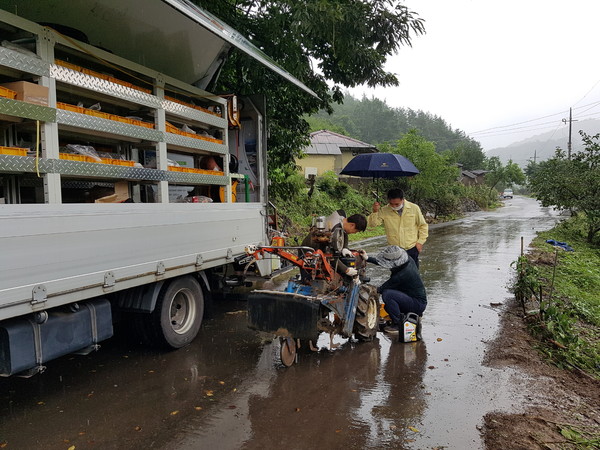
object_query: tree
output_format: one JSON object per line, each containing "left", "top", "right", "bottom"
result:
{"left": 447, "top": 139, "right": 486, "bottom": 170}
{"left": 529, "top": 132, "right": 600, "bottom": 243}
{"left": 192, "top": 0, "right": 425, "bottom": 170}
{"left": 381, "top": 130, "right": 461, "bottom": 216}
{"left": 484, "top": 157, "right": 525, "bottom": 196}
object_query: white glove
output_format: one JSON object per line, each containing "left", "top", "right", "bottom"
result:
{"left": 359, "top": 250, "right": 368, "bottom": 260}
{"left": 345, "top": 267, "right": 358, "bottom": 277}
{"left": 341, "top": 248, "right": 353, "bottom": 257}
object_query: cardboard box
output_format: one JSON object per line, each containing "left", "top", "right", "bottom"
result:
{"left": 95, "top": 181, "right": 130, "bottom": 203}
{"left": 0, "top": 81, "right": 49, "bottom": 106}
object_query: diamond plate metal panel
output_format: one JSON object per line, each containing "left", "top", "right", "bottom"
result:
{"left": 0, "top": 155, "right": 52, "bottom": 173}
{"left": 52, "top": 160, "right": 165, "bottom": 180}
{"left": 0, "top": 46, "right": 49, "bottom": 77}
{"left": 0, "top": 98, "right": 56, "bottom": 122}
{"left": 165, "top": 171, "right": 227, "bottom": 185}
{"left": 51, "top": 65, "right": 160, "bottom": 109}
{"left": 164, "top": 132, "right": 227, "bottom": 154}
{"left": 162, "top": 100, "right": 227, "bottom": 128}
{"left": 57, "top": 110, "right": 163, "bottom": 141}
{"left": 0, "top": 156, "right": 229, "bottom": 186}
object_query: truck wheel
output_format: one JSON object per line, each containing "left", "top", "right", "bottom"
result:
{"left": 353, "top": 284, "right": 379, "bottom": 341}
{"left": 148, "top": 276, "right": 204, "bottom": 348}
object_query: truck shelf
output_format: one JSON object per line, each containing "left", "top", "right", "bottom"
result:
{"left": 0, "top": 154, "right": 227, "bottom": 185}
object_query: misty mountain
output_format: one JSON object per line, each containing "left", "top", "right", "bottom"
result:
{"left": 485, "top": 119, "right": 600, "bottom": 167}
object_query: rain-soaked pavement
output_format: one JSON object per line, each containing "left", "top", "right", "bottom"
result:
{"left": 0, "top": 196, "right": 561, "bottom": 449}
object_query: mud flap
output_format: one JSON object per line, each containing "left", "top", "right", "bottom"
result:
{"left": 248, "top": 290, "right": 321, "bottom": 341}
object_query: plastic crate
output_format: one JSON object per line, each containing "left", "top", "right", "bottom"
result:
{"left": 115, "top": 116, "right": 135, "bottom": 125}
{"left": 0, "top": 146, "right": 28, "bottom": 156}
{"left": 100, "top": 158, "right": 135, "bottom": 166}
{"left": 84, "top": 110, "right": 112, "bottom": 120}
{"left": 0, "top": 86, "right": 17, "bottom": 100}
{"left": 56, "top": 102, "right": 86, "bottom": 114}
{"left": 59, "top": 153, "right": 98, "bottom": 163}
{"left": 168, "top": 166, "right": 224, "bottom": 176}
{"left": 165, "top": 122, "right": 180, "bottom": 133}
{"left": 129, "top": 118, "right": 154, "bottom": 129}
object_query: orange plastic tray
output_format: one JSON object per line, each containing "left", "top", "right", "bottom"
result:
{"left": 56, "top": 102, "right": 86, "bottom": 114}
{"left": 84, "top": 110, "right": 112, "bottom": 120}
{"left": 0, "top": 86, "right": 17, "bottom": 100}
{"left": 0, "top": 146, "right": 28, "bottom": 156}
{"left": 168, "top": 166, "right": 224, "bottom": 175}
{"left": 59, "top": 153, "right": 98, "bottom": 163}
{"left": 129, "top": 118, "right": 154, "bottom": 129}
{"left": 100, "top": 158, "right": 135, "bottom": 166}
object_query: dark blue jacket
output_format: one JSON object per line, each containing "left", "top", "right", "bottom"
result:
{"left": 367, "top": 257, "right": 427, "bottom": 304}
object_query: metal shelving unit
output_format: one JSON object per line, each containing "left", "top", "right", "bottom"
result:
{"left": 0, "top": 11, "right": 232, "bottom": 202}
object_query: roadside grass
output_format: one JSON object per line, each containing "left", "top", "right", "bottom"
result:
{"left": 514, "top": 215, "right": 600, "bottom": 379}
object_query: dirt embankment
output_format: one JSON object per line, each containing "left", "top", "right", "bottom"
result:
{"left": 482, "top": 298, "right": 600, "bottom": 449}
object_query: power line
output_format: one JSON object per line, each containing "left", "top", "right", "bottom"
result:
{"left": 468, "top": 98, "right": 600, "bottom": 136}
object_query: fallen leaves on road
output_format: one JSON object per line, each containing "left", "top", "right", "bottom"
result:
{"left": 170, "top": 410, "right": 179, "bottom": 416}
{"left": 408, "top": 426, "right": 420, "bottom": 433}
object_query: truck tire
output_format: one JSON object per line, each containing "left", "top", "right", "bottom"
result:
{"left": 353, "top": 284, "right": 379, "bottom": 341}
{"left": 146, "top": 276, "right": 205, "bottom": 349}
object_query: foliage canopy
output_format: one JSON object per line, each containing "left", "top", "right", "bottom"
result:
{"left": 192, "top": 0, "right": 425, "bottom": 169}
{"left": 528, "top": 132, "right": 600, "bottom": 242}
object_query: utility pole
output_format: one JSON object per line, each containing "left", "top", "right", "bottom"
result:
{"left": 562, "top": 107, "right": 578, "bottom": 159}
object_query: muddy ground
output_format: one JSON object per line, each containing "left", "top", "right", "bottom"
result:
{"left": 483, "top": 298, "right": 600, "bottom": 449}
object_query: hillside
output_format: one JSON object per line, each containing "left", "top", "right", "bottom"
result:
{"left": 485, "top": 119, "right": 600, "bottom": 167}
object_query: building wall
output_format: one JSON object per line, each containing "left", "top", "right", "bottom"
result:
{"left": 296, "top": 151, "right": 360, "bottom": 177}
{"left": 296, "top": 155, "right": 337, "bottom": 177}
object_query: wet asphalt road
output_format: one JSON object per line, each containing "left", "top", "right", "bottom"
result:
{"left": 0, "top": 196, "right": 560, "bottom": 449}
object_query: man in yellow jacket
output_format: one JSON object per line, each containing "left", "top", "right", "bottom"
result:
{"left": 367, "top": 188, "right": 428, "bottom": 268}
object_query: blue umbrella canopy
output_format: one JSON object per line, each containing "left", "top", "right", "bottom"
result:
{"left": 340, "top": 153, "right": 419, "bottom": 178}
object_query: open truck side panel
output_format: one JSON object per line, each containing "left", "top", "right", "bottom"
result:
{"left": 0, "top": 0, "right": 312, "bottom": 376}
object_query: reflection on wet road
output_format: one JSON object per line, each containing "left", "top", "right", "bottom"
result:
{"left": 0, "top": 197, "right": 560, "bottom": 449}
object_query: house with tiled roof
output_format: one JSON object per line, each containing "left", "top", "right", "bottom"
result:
{"left": 296, "top": 130, "right": 377, "bottom": 178}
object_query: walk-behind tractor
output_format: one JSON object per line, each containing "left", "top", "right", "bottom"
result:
{"left": 244, "top": 223, "right": 380, "bottom": 366}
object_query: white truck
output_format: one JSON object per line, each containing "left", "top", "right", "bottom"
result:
{"left": 0, "top": 0, "right": 314, "bottom": 376}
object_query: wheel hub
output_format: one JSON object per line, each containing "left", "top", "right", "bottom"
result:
{"left": 169, "top": 289, "right": 196, "bottom": 335}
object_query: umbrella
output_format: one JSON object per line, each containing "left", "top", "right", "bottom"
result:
{"left": 340, "top": 153, "right": 419, "bottom": 198}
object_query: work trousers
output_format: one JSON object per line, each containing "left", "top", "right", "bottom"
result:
{"left": 381, "top": 289, "right": 426, "bottom": 325}
{"left": 406, "top": 246, "right": 420, "bottom": 268}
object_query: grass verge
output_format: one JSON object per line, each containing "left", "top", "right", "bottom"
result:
{"left": 513, "top": 215, "right": 599, "bottom": 379}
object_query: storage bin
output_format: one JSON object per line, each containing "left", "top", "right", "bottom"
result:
{"left": 0, "top": 146, "right": 28, "bottom": 156}
{"left": 168, "top": 166, "right": 223, "bottom": 176}
{"left": 129, "top": 118, "right": 154, "bottom": 129}
{"left": 100, "top": 157, "right": 135, "bottom": 166}
{"left": 56, "top": 102, "right": 86, "bottom": 114}
{"left": 59, "top": 153, "right": 98, "bottom": 163}
{"left": 84, "top": 110, "right": 112, "bottom": 120}
{"left": 0, "top": 86, "right": 17, "bottom": 99}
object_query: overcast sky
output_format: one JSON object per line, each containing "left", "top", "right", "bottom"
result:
{"left": 349, "top": 0, "right": 600, "bottom": 151}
